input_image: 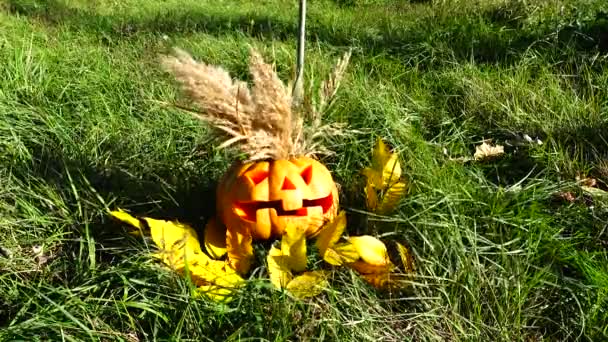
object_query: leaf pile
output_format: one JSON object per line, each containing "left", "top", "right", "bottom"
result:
{"left": 109, "top": 138, "right": 414, "bottom": 301}
{"left": 110, "top": 210, "right": 245, "bottom": 303}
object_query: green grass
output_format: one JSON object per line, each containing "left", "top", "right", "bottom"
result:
{"left": 1, "top": 0, "right": 608, "bottom": 340}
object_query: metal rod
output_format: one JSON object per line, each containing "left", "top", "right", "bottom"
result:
{"left": 293, "top": 0, "right": 306, "bottom": 106}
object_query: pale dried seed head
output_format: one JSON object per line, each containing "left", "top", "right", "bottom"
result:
{"left": 161, "top": 46, "right": 355, "bottom": 162}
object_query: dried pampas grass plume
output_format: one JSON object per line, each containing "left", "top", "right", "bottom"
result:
{"left": 161, "top": 46, "right": 352, "bottom": 162}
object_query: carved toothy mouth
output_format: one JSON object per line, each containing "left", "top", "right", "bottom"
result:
{"left": 233, "top": 193, "right": 334, "bottom": 222}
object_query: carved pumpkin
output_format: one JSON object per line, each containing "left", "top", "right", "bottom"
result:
{"left": 217, "top": 156, "right": 339, "bottom": 242}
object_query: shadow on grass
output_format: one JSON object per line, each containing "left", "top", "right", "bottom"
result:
{"left": 18, "top": 138, "right": 224, "bottom": 254}
{"left": 6, "top": 0, "right": 608, "bottom": 68}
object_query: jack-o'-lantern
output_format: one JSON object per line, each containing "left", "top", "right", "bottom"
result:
{"left": 217, "top": 157, "right": 339, "bottom": 241}
{"left": 162, "top": 46, "right": 351, "bottom": 274}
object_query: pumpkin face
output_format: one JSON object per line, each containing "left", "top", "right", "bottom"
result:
{"left": 217, "top": 157, "right": 339, "bottom": 241}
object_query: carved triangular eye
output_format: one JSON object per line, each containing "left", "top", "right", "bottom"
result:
{"left": 281, "top": 177, "right": 297, "bottom": 190}
{"left": 246, "top": 169, "right": 269, "bottom": 185}
{"left": 300, "top": 165, "right": 313, "bottom": 185}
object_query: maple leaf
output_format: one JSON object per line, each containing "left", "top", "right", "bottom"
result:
{"left": 473, "top": 141, "right": 504, "bottom": 161}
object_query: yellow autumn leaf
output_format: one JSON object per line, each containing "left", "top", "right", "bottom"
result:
{"left": 364, "top": 182, "right": 378, "bottom": 212}
{"left": 364, "top": 138, "right": 402, "bottom": 187}
{"left": 359, "top": 272, "right": 413, "bottom": 290}
{"left": 377, "top": 181, "right": 407, "bottom": 214}
{"left": 363, "top": 138, "right": 395, "bottom": 188}
{"left": 195, "top": 284, "right": 238, "bottom": 303}
{"left": 267, "top": 243, "right": 292, "bottom": 289}
{"left": 323, "top": 241, "right": 360, "bottom": 266}
{"left": 581, "top": 185, "right": 608, "bottom": 199}
{"left": 285, "top": 271, "right": 330, "bottom": 299}
{"left": 186, "top": 259, "right": 244, "bottom": 288}
{"left": 395, "top": 242, "right": 416, "bottom": 275}
{"left": 110, "top": 209, "right": 146, "bottom": 236}
{"left": 372, "top": 138, "right": 391, "bottom": 170}
{"left": 348, "top": 235, "right": 391, "bottom": 266}
{"left": 204, "top": 217, "right": 227, "bottom": 259}
{"left": 362, "top": 138, "right": 407, "bottom": 214}
{"left": 226, "top": 226, "right": 254, "bottom": 275}
{"left": 110, "top": 209, "right": 144, "bottom": 230}
{"left": 110, "top": 209, "right": 245, "bottom": 302}
{"left": 111, "top": 209, "right": 206, "bottom": 269}
{"left": 281, "top": 223, "right": 308, "bottom": 273}
{"left": 144, "top": 217, "right": 206, "bottom": 269}
{"left": 382, "top": 152, "right": 402, "bottom": 187}
{"left": 315, "top": 210, "right": 347, "bottom": 257}
{"left": 473, "top": 141, "right": 504, "bottom": 161}
{"left": 189, "top": 260, "right": 245, "bottom": 303}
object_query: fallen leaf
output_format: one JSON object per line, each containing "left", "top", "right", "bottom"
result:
{"left": 195, "top": 284, "right": 239, "bottom": 303}
{"left": 577, "top": 176, "right": 597, "bottom": 188}
{"left": 582, "top": 186, "right": 608, "bottom": 199}
{"left": 359, "top": 272, "right": 390, "bottom": 288}
{"left": 226, "top": 226, "right": 254, "bottom": 275}
{"left": 377, "top": 181, "right": 407, "bottom": 214}
{"left": 348, "top": 235, "right": 391, "bottom": 266}
{"left": 142, "top": 217, "right": 207, "bottom": 270}
{"left": 110, "top": 209, "right": 144, "bottom": 230}
{"left": 267, "top": 243, "right": 292, "bottom": 289}
{"left": 323, "top": 241, "right": 359, "bottom": 266}
{"left": 315, "top": 210, "right": 347, "bottom": 258}
{"left": 281, "top": 223, "right": 308, "bottom": 273}
{"left": 362, "top": 138, "right": 391, "bottom": 188}
{"left": 110, "top": 209, "right": 245, "bottom": 302}
{"left": 364, "top": 182, "right": 379, "bottom": 212}
{"left": 474, "top": 141, "right": 504, "bottom": 161}
{"left": 363, "top": 138, "right": 402, "bottom": 188}
{"left": 395, "top": 242, "right": 416, "bottom": 275}
{"left": 556, "top": 191, "right": 576, "bottom": 203}
{"left": 362, "top": 138, "right": 407, "bottom": 214}
{"left": 285, "top": 271, "right": 330, "bottom": 299}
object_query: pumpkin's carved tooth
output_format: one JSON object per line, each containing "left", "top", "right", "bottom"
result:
{"left": 280, "top": 196, "right": 303, "bottom": 212}
{"left": 302, "top": 193, "right": 334, "bottom": 214}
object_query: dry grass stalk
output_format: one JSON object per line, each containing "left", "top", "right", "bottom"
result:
{"left": 161, "top": 46, "right": 353, "bottom": 162}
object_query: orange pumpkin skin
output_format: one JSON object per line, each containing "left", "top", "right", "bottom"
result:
{"left": 216, "top": 157, "right": 339, "bottom": 242}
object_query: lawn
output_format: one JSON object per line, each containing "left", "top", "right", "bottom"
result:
{"left": 1, "top": 0, "right": 608, "bottom": 340}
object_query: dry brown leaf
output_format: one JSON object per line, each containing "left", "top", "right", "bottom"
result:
{"left": 473, "top": 141, "right": 505, "bottom": 161}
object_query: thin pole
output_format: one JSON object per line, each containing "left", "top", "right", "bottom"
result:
{"left": 293, "top": 0, "right": 306, "bottom": 107}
